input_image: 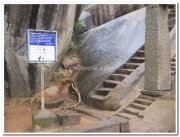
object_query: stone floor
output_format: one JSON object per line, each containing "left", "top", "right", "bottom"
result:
{"left": 4, "top": 75, "right": 176, "bottom": 133}
{"left": 120, "top": 76, "right": 176, "bottom": 133}
{"left": 129, "top": 99, "right": 176, "bottom": 132}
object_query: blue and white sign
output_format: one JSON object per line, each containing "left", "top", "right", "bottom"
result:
{"left": 27, "top": 29, "right": 57, "bottom": 63}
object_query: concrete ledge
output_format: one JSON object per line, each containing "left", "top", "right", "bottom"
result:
{"left": 61, "top": 117, "right": 129, "bottom": 132}
{"left": 55, "top": 111, "right": 82, "bottom": 126}
{"left": 141, "top": 90, "right": 163, "bottom": 97}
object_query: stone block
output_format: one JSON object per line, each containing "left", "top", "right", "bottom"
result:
{"left": 55, "top": 111, "right": 82, "bottom": 126}
{"left": 120, "top": 120, "right": 130, "bottom": 132}
{"left": 32, "top": 109, "right": 58, "bottom": 131}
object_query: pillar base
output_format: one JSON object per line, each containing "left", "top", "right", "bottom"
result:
{"left": 141, "top": 90, "right": 163, "bottom": 97}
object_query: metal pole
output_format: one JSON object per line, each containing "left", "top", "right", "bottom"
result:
{"left": 41, "top": 64, "right": 45, "bottom": 110}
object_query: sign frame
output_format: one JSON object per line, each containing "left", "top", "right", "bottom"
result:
{"left": 27, "top": 29, "right": 57, "bottom": 64}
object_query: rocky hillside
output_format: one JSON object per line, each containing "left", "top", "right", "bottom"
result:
{"left": 4, "top": 5, "right": 80, "bottom": 97}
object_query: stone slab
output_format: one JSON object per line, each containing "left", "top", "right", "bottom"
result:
{"left": 120, "top": 120, "right": 130, "bottom": 132}
{"left": 129, "top": 100, "right": 175, "bottom": 132}
{"left": 61, "top": 116, "right": 129, "bottom": 132}
{"left": 55, "top": 111, "right": 82, "bottom": 126}
{"left": 141, "top": 90, "right": 163, "bottom": 97}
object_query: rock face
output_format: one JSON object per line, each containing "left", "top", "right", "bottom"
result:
{"left": 61, "top": 55, "right": 80, "bottom": 69}
{"left": 73, "top": 8, "right": 146, "bottom": 109}
{"left": 4, "top": 5, "right": 78, "bottom": 97}
{"left": 82, "top": 4, "right": 145, "bottom": 28}
{"left": 79, "top": 11, "right": 94, "bottom": 33}
{"left": 45, "top": 86, "right": 59, "bottom": 97}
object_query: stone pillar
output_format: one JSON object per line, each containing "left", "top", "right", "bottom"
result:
{"left": 143, "top": 4, "right": 171, "bottom": 96}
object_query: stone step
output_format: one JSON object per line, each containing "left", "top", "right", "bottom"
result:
{"left": 138, "top": 49, "right": 145, "bottom": 53}
{"left": 169, "top": 27, "right": 173, "bottom": 31}
{"left": 168, "top": 13, "right": 175, "bottom": 19}
{"left": 168, "top": 10, "right": 175, "bottom": 13}
{"left": 172, "top": 58, "right": 176, "bottom": 62}
{"left": 168, "top": 4, "right": 175, "bottom": 9}
{"left": 140, "top": 46, "right": 145, "bottom": 51}
{"left": 129, "top": 103, "right": 147, "bottom": 110}
{"left": 116, "top": 68, "right": 134, "bottom": 75}
{"left": 138, "top": 94, "right": 156, "bottom": 101}
{"left": 103, "top": 80, "right": 119, "bottom": 88}
{"left": 168, "top": 18, "right": 175, "bottom": 27}
{"left": 171, "top": 62, "right": 176, "bottom": 66}
{"left": 116, "top": 112, "right": 136, "bottom": 119}
{"left": 171, "top": 71, "right": 176, "bottom": 76}
{"left": 171, "top": 66, "right": 176, "bottom": 71}
{"left": 123, "top": 107, "right": 142, "bottom": 116}
{"left": 123, "top": 63, "right": 139, "bottom": 69}
{"left": 96, "top": 88, "right": 111, "bottom": 96}
{"left": 109, "top": 74, "right": 126, "bottom": 81}
{"left": 130, "top": 57, "right": 145, "bottom": 63}
{"left": 90, "top": 94, "right": 110, "bottom": 101}
{"left": 136, "top": 50, "right": 145, "bottom": 57}
{"left": 134, "top": 98, "right": 153, "bottom": 106}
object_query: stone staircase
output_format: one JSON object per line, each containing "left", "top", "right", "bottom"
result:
{"left": 90, "top": 46, "right": 176, "bottom": 110}
{"left": 88, "top": 5, "right": 176, "bottom": 110}
{"left": 171, "top": 55, "right": 176, "bottom": 77}
{"left": 116, "top": 95, "right": 156, "bottom": 119}
{"left": 90, "top": 46, "right": 145, "bottom": 101}
{"left": 113, "top": 56, "right": 176, "bottom": 120}
{"left": 168, "top": 5, "right": 176, "bottom": 31}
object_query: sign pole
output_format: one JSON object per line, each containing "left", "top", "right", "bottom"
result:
{"left": 41, "top": 64, "right": 45, "bottom": 110}
{"left": 28, "top": 30, "right": 57, "bottom": 110}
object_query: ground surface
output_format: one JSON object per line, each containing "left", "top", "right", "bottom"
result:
{"left": 4, "top": 55, "right": 98, "bottom": 132}
{"left": 5, "top": 98, "right": 32, "bottom": 132}
{"left": 4, "top": 77, "right": 176, "bottom": 133}
{"left": 4, "top": 98, "right": 98, "bottom": 132}
{"left": 129, "top": 99, "right": 176, "bottom": 132}
{"left": 4, "top": 55, "right": 176, "bottom": 133}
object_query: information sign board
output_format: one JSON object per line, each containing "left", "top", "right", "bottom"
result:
{"left": 27, "top": 30, "right": 57, "bottom": 63}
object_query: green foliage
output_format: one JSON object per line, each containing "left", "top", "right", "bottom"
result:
{"left": 51, "top": 64, "right": 63, "bottom": 82}
{"left": 51, "top": 72, "right": 61, "bottom": 82}
{"left": 73, "top": 20, "right": 85, "bottom": 36}
{"left": 68, "top": 20, "right": 84, "bottom": 54}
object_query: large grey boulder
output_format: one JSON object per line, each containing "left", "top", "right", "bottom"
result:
{"left": 73, "top": 8, "right": 146, "bottom": 109}
{"left": 4, "top": 5, "right": 78, "bottom": 97}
